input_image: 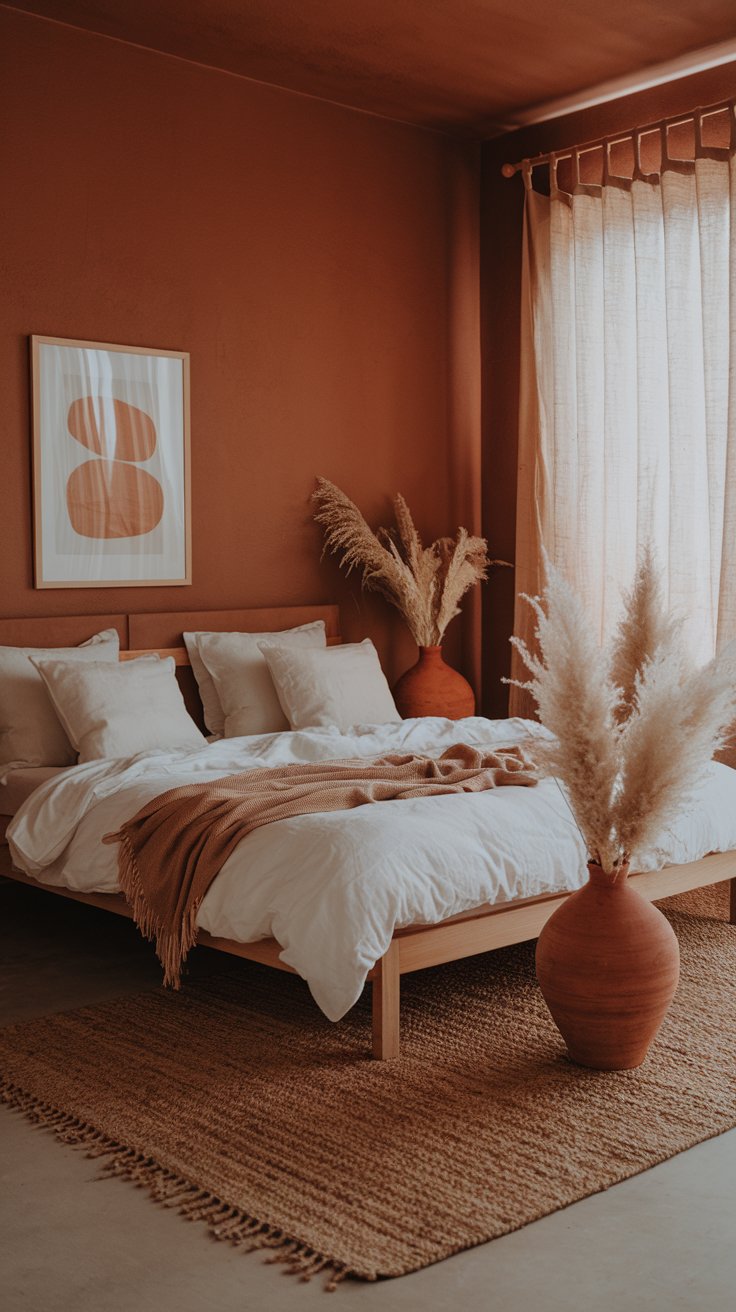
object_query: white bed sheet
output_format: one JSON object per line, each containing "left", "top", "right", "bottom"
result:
{"left": 8, "top": 717, "right": 736, "bottom": 1022}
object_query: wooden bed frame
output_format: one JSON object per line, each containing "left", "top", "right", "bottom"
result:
{"left": 1, "top": 604, "right": 735, "bottom": 1061}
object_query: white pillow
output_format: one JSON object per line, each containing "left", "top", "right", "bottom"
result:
{"left": 193, "top": 622, "right": 327, "bottom": 738}
{"left": 259, "top": 639, "right": 401, "bottom": 731}
{"left": 31, "top": 656, "right": 206, "bottom": 762}
{"left": 0, "top": 629, "right": 120, "bottom": 774}
{"left": 182, "top": 632, "right": 228, "bottom": 737}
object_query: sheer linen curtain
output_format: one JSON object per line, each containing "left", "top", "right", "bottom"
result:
{"left": 511, "top": 109, "right": 736, "bottom": 734}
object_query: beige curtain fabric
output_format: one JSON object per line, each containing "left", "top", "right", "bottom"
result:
{"left": 511, "top": 117, "right": 736, "bottom": 723}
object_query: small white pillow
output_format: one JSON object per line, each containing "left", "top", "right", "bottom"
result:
{"left": 259, "top": 639, "right": 401, "bottom": 731}
{"left": 32, "top": 656, "right": 206, "bottom": 762}
{"left": 194, "top": 622, "right": 327, "bottom": 738}
{"left": 0, "top": 629, "right": 120, "bottom": 773}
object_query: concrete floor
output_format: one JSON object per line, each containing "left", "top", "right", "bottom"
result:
{"left": 2, "top": 879, "right": 735, "bottom": 1312}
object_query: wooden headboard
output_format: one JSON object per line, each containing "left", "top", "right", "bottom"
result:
{"left": 0, "top": 604, "right": 340, "bottom": 732}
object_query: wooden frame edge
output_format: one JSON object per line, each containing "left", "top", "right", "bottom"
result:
{"left": 3, "top": 849, "right": 734, "bottom": 1061}
{"left": 29, "top": 335, "right": 191, "bottom": 589}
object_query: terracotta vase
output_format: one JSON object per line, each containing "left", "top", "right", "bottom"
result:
{"left": 535, "top": 862, "right": 680, "bottom": 1070}
{"left": 392, "top": 645, "right": 475, "bottom": 719}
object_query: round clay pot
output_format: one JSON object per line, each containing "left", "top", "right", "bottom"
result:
{"left": 535, "top": 862, "right": 680, "bottom": 1070}
{"left": 392, "top": 646, "right": 475, "bottom": 719}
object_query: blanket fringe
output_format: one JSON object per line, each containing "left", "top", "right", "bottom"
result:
{"left": 113, "top": 830, "right": 198, "bottom": 989}
{"left": 1, "top": 1077, "right": 354, "bottom": 1291}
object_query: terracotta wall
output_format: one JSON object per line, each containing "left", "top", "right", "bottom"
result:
{"left": 480, "top": 64, "right": 736, "bottom": 717}
{"left": 0, "top": 7, "right": 480, "bottom": 686}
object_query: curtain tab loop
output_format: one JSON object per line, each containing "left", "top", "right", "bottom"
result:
{"left": 694, "top": 109, "right": 704, "bottom": 159}
{"left": 659, "top": 121, "right": 670, "bottom": 170}
{"left": 602, "top": 140, "right": 611, "bottom": 186}
{"left": 503, "top": 95, "right": 736, "bottom": 185}
{"left": 632, "top": 131, "right": 643, "bottom": 181}
{"left": 522, "top": 159, "right": 533, "bottom": 191}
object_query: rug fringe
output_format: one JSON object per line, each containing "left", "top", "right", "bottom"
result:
{"left": 0, "top": 1077, "right": 354, "bottom": 1291}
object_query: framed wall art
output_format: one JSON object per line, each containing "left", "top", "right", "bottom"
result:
{"left": 31, "top": 336, "right": 191, "bottom": 588}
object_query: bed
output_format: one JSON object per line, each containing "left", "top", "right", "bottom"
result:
{"left": 1, "top": 605, "right": 735, "bottom": 1060}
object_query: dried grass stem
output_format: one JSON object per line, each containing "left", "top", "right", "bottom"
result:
{"left": 313, "top": 478, "right": 504, "bottom": 647}
{"left": 509, "top": 551, "right": 736, "bottom": 874}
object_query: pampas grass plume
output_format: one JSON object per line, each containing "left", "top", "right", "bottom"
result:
{"left": 510, "top": 550, "right": 736, "bottom": 874}
{"left": 313, "top": 478, "right": 503, "bottom": 646}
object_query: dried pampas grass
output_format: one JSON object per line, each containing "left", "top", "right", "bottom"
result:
{"left": 312, "top": 478, "right": 503, "bottom": 647}
{"left": 610, "top": 545, "right": 682, "bottom": 721}
{"left": 510, "top": 551, "right": 736, "bottom": 876}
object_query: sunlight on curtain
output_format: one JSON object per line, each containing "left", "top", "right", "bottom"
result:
{"left": 511, "top": 109, "right": 736, "bottom": 721}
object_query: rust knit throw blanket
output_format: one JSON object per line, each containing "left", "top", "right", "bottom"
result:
{"left": 103, "top": 744, "right": 537, "bottom": 988}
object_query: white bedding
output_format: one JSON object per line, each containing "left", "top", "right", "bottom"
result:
{"left": 8, "top": 717, "right": 736, "bottom": 1022}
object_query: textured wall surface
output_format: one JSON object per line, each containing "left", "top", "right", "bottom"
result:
{"left": 0, "top": 8, "right": 480, "bottom": 686}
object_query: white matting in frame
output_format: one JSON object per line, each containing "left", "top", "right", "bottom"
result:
{"left": 31, "top": 336, "right": 191, "bottom": 588}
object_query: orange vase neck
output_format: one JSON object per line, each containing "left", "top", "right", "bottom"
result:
{"left": 587, "top": 861, "right": 630, "bottom": 889}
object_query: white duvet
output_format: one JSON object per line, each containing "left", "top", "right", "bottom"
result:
{"left": 8, "top": 717, "right": 736, "bottom": 1021}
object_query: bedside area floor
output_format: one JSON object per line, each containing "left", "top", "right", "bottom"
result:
{"left": 1, "top": 879, "right": 734, "bottom": 1312}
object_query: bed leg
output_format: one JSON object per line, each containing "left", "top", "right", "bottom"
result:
{"left": 729, "top": 878, "right": 736, "bottom": 926}
{"left": 372, "top": 940, "right": 400, "bottom": 1060}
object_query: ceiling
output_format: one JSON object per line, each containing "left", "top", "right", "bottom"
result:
{"left": 7, "top": 0, "right": 736, "bottom": 135}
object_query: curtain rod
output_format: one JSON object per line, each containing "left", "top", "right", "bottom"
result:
{"left": 500, "top": 99, "right": 734, "bottom": 178}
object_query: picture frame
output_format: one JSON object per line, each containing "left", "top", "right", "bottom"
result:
{"left": 30, "top": 335, "right": 191, "bottom": 588}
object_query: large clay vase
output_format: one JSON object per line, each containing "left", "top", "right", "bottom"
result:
{"left": 536, "top": 863, "right": 680, "bottom": 1070}
{"left": 392, "top": 646, "right": 475, "bottom": 719}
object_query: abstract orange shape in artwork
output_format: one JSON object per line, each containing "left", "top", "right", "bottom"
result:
{"left": 66, "top": 460, "right": 164, "bottom": 539}
{"left": 67, "top": 396, "right": 157, "bottom": 462}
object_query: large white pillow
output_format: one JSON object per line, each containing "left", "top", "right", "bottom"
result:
{"left": 259, "top": 639, "right": 401, "bottom": 732}
{"left": 0, "top": 628, "right": 119, "bottom": 774}
{"left": 193, "top": 622, "right": 327, "bottom": 738}
{"left": 32, "top": 656, "right": 206, "bottom": 762}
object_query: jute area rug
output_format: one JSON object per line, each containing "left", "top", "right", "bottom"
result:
{"left": 1, "top": 884, "right": 734, "bottom": 1290}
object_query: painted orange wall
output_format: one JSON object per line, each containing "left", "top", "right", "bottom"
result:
{"left": 0, "top": 8, "right": 480, "bottom": 686}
